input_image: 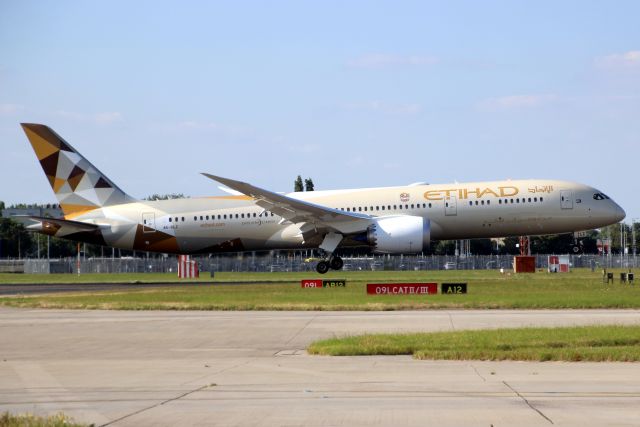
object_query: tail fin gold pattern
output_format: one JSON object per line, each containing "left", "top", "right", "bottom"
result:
{"left": 21, "top": 123, "right": 132, "bottom": 217}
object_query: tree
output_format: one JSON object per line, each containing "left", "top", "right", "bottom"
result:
{"left": 0, "top": 218, "right": 35, "bottom": 258}
{"left": 294, "top": 175, "right": 304, "bottom": 192}
{"left": 470, "top": 239, "right": 494, "bottom": 255}
{"left": 304, "top": 178, "right": 315, "bottom": 191}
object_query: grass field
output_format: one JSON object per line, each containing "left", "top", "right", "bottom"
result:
{"left": 0, "top": 412, "right": 87, "bottom": 427}
{"left": 0, "top": 268, "right": 639, "bottom": 310}
{"left": 307, "top": 325, "right": 640, "bottom": 362}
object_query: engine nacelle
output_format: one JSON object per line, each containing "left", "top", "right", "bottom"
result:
{"left": 366, "top": 216, "right": 430, "bottom": 253}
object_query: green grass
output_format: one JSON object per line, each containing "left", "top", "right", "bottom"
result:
{"left": 0, "top": 412, "right": 88, "bottom": 427}
{"left": 0, "top": 272, "right": 217, "bottom": 284}
{"left": 307, "top": 325, "right": 640, "bottom": 361}
{"left": 0, "top": 269, "right": 639, "bottom": 310}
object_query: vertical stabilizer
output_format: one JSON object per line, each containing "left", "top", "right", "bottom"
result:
{"left": 21, "top": 123, "right": 134, "bottom": 217}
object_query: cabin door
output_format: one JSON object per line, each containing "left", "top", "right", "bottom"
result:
{"left": 142, "top": 212, "right": 156, "bottom": 232}
{"left": 560, "top": 190, "right": 574, "bottom": 209}
{"left": 445, "top": 195, "right": 458, "bottom": 216}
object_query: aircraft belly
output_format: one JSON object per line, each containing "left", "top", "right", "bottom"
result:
{"left": 170, "top": 221, "right": 303, "bottom": 253}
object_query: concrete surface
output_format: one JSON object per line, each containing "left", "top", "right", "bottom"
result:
{"left": 1, "top": 308, "right": 639, "bottom": 426}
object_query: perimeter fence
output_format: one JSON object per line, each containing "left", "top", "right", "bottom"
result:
{"left": 0, "top": 253, "right": 637, "bottom": 274}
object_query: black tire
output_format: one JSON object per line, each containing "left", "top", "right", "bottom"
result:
{"left": 316, "top": 261, "right": 330, "bottom": 274}
{"left": 329, "top": 256, "right": 344, "bottom": 270}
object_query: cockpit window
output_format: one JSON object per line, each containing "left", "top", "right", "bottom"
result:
{"left": 593, "top": 193, "right": 610, "bottom": 201}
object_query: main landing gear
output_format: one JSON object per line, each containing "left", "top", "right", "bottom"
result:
{"left": 316, "top": 255, "right": 344, "bottom": 274}
{"left": 316, "top": 232, "right": 345, "bottom": 274}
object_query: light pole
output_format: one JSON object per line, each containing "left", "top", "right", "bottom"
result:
{"left": 633, "top": 218, "right": 638, "bottom": 267}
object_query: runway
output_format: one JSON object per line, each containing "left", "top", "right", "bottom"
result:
{"left": 1, "top": 308, "right": 639, "bottom": 426}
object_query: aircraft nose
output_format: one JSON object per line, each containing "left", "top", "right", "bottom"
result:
{"left": 612, "top": 202, "right": 626, "bottom": 223}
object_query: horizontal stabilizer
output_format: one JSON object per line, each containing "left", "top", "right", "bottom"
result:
{"left": 14, "top": 215, "right": 101, "bottom": 234}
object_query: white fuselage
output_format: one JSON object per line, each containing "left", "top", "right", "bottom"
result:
{"left": 73, "top": 179, "right": 625, "bottom": 254}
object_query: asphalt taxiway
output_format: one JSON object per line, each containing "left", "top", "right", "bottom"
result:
{"left": 1, "top": 308, "right": 639, "bottom": 426}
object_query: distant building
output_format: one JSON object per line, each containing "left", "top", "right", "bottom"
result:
{"left": 1, "top": 204, "right": 64, "bottom": 219}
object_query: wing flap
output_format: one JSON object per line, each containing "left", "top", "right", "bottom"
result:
{"left": 202, "top": 173, "right": 372, "bottom": 233}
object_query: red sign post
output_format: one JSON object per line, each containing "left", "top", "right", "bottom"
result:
{"left": 301, "top": 279, "right": 323, "bottom": 288}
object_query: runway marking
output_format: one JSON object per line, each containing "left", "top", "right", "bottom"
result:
{"left": 503, "top": 380, "right": 554, "bottom": 424}
{"left": 284, "top": 313, "right": 318, "bottom": 345}
{"left": 99, "top": 383, "right": 214, "bottom": 427}
{"left": 447, "top": 311, "right": 456, "bottom": 330}
{"left": 11, "top": 362, "right": 109, "bottom": 424}
{"left": 469, "top": 364, "right": 486, "bottom": 382}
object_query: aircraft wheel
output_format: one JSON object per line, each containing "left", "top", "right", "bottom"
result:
{"left": 316, "top": 261, "right": 330, "bottom": 274}
{"left": 329, "top": 256, "right": 344, "bottom": 270}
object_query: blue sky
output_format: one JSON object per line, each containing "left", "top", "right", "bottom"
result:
{"left": 1, "top": 1, "right": 638, "bottom": 220}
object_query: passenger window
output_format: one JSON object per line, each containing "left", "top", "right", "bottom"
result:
{"left": 411, "top": 204, "right": 414, "bottom": 209}
{"left": 540, "top": 197, "right": 544, "bottom": 202}
{"left": 469, "top": 201, "right": 473, "bottom": 206}
{"left": 487, "top": 200, "right": 490, "bottom": 205}
{"left": 194, "top": 216, "right": 197, "bottom": 221}
{"left": 382, "top": 206, "right": 385, "bottom": 210}
{"left": 475, "top": 201, "right": 478, "bottom": 205}
{"left": 499, "top": 199, "right": 502, "bottom": 204}
{"left": 428, "top": 203, "right": 432, "bottom": 208}
{"left": 169, "top": 218, "right": 172, "bottom": 223}
{"left": 181, "top": 217, "right": 185, "bottom": 222}
{"left": 481, "top": 200, "right": 485, "bottom": 205}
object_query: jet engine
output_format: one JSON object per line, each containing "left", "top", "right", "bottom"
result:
{"left": 365, "top": 216, "right": 430, "bottom": 253}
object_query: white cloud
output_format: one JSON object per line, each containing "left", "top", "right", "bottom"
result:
{"left": 0, "top": 103, "right": 24, "bottom": 115}
{"left": 344, "top": 100, "right": 422, "bottom": 115}
{"left": 347, "top": 53, "right": 439, "bottom": 69}
{"left": 56, "top": 110, "right": 123, "bottom": 124}
{"left": 478, "top": 94, "right": 557, "bottom": 111}
{"left": 596, "top": 50, "right": 640, "bottom": 68}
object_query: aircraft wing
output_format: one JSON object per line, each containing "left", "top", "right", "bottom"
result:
{"left": 202, "top": 173, "right": 372, "bottom": 234}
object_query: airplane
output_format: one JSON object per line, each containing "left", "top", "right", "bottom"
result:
{"left": 19, "top": 123, "right": 626, "bottom": 274}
